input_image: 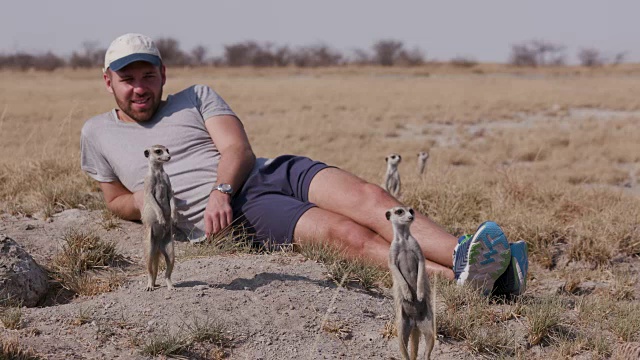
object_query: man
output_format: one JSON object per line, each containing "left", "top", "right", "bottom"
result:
{"left": 81, "top": 33, "right": 528, "bottom": 296}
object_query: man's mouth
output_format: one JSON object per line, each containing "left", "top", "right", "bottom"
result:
{"left": 131, "top": 97, "right": 150, "bottom": 109}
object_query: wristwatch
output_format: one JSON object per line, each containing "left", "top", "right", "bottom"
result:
{"left": 213, "top": 183, "right": 233, "bottom": 195}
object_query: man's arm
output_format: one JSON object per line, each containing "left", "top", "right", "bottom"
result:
{"left": 204, "top": 114, "right": 256, "bottom": 236}
{"left": 99, "top": 180, "right": 144, "bottom": 221}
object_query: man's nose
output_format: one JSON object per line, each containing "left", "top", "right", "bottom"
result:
{"left": 132, "top": 80, "right": 148, "bottom": 93}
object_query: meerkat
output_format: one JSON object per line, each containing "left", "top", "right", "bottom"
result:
{"left": 612, "top": 342, "right": 640, "bottom": 360}
{"left": 417, "top": 151, "right": 429, "bottom": 176}
{"left": 142, "top": 144, "right": 177, "bottom": 291}
{"left": 384, "top": 153, "right": 402, "bottom": 198}
{"left": 386, "top": 206, "right": 435, "bottom": 360}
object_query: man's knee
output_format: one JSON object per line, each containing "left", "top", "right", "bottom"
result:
{"left": 327, "top": 218, "right": 372, "bottom": 252}
{"left": 359, "top": 182, "right": 394, "bottom": 205}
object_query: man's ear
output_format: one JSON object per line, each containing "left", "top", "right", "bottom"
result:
{"left": 144, "top": 149, "right": 149, "bottom": 158}
{"left": 385, "top": 210, "right": 391, "bottom": 221}
{"left": 160, "top": 64, "right": 166, "bottom": 86}
{"left": 103, "top": 70, "right": 114, "bottom": 94}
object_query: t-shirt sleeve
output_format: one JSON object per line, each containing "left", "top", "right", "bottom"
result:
{"left": 192, "top": 84, "right": 237, "bottom": 121}
{"left": 80, "top": 128, "right": 118, "bottom": 183}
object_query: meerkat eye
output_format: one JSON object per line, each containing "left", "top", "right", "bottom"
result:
{"left": 166, "top": 149, "right": 170, "bottom": 154}
{"left": 395, "top": 209, "right": 404, "bottom": 216}
{"left": 409, "top": 208, "right": 414, "bottom": 216}
{"left": 154, "top": 149, "right": 162, "bottom": 155}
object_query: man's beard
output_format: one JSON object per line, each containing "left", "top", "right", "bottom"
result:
{"left": 114, "top": 89, "right": 163, "bottom": 122}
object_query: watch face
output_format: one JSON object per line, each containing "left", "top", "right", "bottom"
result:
{"left": 218, "top": 183, "right": 233, "bottom": 193}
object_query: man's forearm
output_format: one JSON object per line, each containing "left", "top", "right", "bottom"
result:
{"left": 106, "top": 192, "right": 141, "bottom": 221}
{"left": 215, "top": 144, "right": 256, "bottom": 194}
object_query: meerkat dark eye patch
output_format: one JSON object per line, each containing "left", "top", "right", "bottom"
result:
{"left": 409, "top": 208, "right": 414, "bottom": 216}
{"left": 154, "top": 149, "right": 162, "bottom": 155}
{"left": 395, "top": 209, "right": 404, "bottom": 215}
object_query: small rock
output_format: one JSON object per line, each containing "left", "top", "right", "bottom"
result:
{"left": 24, "top": 224, "right": 35, "bottom": 230}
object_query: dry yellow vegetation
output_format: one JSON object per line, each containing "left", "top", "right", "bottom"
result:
{"left": 1, "top": 65, "right": 639, "bottom": 357}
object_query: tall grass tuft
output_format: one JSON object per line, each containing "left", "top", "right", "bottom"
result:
{"left": 49, "top": 227, "right": 127, "bottom": 295}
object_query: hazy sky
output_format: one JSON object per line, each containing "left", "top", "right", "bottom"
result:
{"left": 2, "top": 0, "right": 638, "bottom": 63}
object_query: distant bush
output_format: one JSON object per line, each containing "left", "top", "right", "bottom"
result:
{"left": 291, "top": 44, "right": 343, "bottom": 67}
{"left": 450, "top": 56, "right": 478, "bottom": 68}
{"left": 578, "top": 48, "right": 604, "bottom": 67}
{"left": 509, "top": 39, "right": 565, "bottom": 67}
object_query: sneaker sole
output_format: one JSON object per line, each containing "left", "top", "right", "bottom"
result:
{"left": 457, "top": 222, "right": 511, "bottom": 294}
{"left": 493, "top": 241, "right": 528, "bottom": 296}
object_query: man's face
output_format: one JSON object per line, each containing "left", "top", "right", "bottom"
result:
{"left": 103, "top": 61, "right": 166, "bottom": 123}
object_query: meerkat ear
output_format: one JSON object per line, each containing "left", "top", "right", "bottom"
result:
{"left": 385, "top": 156, "right": 388, "bottom": 162}
{"left": 144, "top": 149, "right": 150, "bottom": 158}
{"left": 385, "top": 210, "right": 391, "bottom": 220}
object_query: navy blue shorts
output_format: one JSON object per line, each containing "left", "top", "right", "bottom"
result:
{"left": 231, "top": 155, "right": 331, "bottom": 246}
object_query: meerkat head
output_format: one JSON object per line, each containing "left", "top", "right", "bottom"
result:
{"left": 144, "top": 144, "right": 171, "bottom": 163}
{"left": 418, "top": 151, "right": 429, "bottom": 161}
{"left": 385, "top": 153, "right": 402, "bottom": 166}
{"left": 385, "top": 206, "right": 415, "bottom": 225}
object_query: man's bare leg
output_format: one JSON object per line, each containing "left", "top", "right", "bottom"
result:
{"left": 307, "top": 167, "right": 457, "bottom": 274}
{"left": 294, "top": 207, "right": 454, "bottom": 279}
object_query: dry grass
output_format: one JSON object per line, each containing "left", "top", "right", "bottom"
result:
{"left": 0, "top": 337, "right": 43, "bottom": 360}
{"left": 297, "top": 241, "right": 390, "bottom": 290}
{"left": 0, "top": 306, "right": 22, "bottom": 330}
{"left": 140, "top": 316, "right": 232, "bottom": 358}
{"left": 49, "top": 228, "right": 128, "bottom": 296}
{"left": 1, "top": 66, "right": 640, "bottom": 358}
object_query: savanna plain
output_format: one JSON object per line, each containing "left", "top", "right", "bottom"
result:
{"left": 0, "top": 64, "right": 639, "bottom": 359}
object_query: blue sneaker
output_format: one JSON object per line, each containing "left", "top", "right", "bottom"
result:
{"left": 493, "top": 240, "right": 528, "bottom": 296}
{"left": 453, "top": 221, "right": 511, "bottom": 295}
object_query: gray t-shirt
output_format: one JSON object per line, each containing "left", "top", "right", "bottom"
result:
{"left": 80, "top": 84, "right": 237, "bottom": 241}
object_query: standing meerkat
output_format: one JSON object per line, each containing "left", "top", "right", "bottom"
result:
{"left": 386, "top": 206, "right": 435, "bottom": 360}
{"left": 384, "top": 153, "right": 402, "bottom": 198}
{"left": 142, "top": 145, "right": 177, "bottom": 291}
{"left": 417, "top": 151, "right": 429, "bottom": 176}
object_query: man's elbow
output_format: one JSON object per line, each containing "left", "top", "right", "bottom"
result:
{"left": 104, "top": 197, "right": 140, "bottom": 221}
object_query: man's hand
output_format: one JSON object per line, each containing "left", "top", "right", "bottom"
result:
{"left": 204, "top": 190, "right": 233, "bottom": 237}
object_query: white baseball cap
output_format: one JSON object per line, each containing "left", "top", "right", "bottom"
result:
{"left": 104, "top": 33, "right": 162, "bottom": 72}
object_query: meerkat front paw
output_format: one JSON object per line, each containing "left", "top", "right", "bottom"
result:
{"left": 402, "top": 287, "right": 413, "bottom": 301}
{"left": 145, "top": 285, "right": 155, "bottom": 291}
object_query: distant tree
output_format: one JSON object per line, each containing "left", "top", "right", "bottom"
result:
{"left": 450, "top": 56, "right": 478, "bottom": 68}
{"left": 155, "top": 37, "right": 188, "bottom": 66}
{"left": 372, "top": 39, "right": 404, "bottom": 66}
{"left": 578, "top": 48, "right": 604, "bottom": 67}
{"left": 33, "top": 51, "right": 65, "bottom": 71}
{"left": 531, "top": 39, "right": 565, "bottom": 66}
{"left": 396, "top": 47, "right": 425, "bottom": 66}
{"left": 224, "top": 41, "right": 259, "bottom": 66}
{"left": 292, "top": 44, "right": 342, "bottom": 67}
{"left": 190, "top": 45, "right": 208, "bottom": 66}
{"left": 350, "top": 48, "right": 372, "bottom": 65}
{"left": 509, "top": 39, "right": 566, "bottom": 67}
{"left": 613, "top": 51, "right": 627, "bottom": 65}
{"left": 69, "top": 41, "right": 104, "bottom": 69}
{"left": 272, "top": 45, "right": 291, "bottom": 67}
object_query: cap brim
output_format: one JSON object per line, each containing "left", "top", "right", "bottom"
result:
{"left": 108, "top": 53, "right": 161, "bottom": 71}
